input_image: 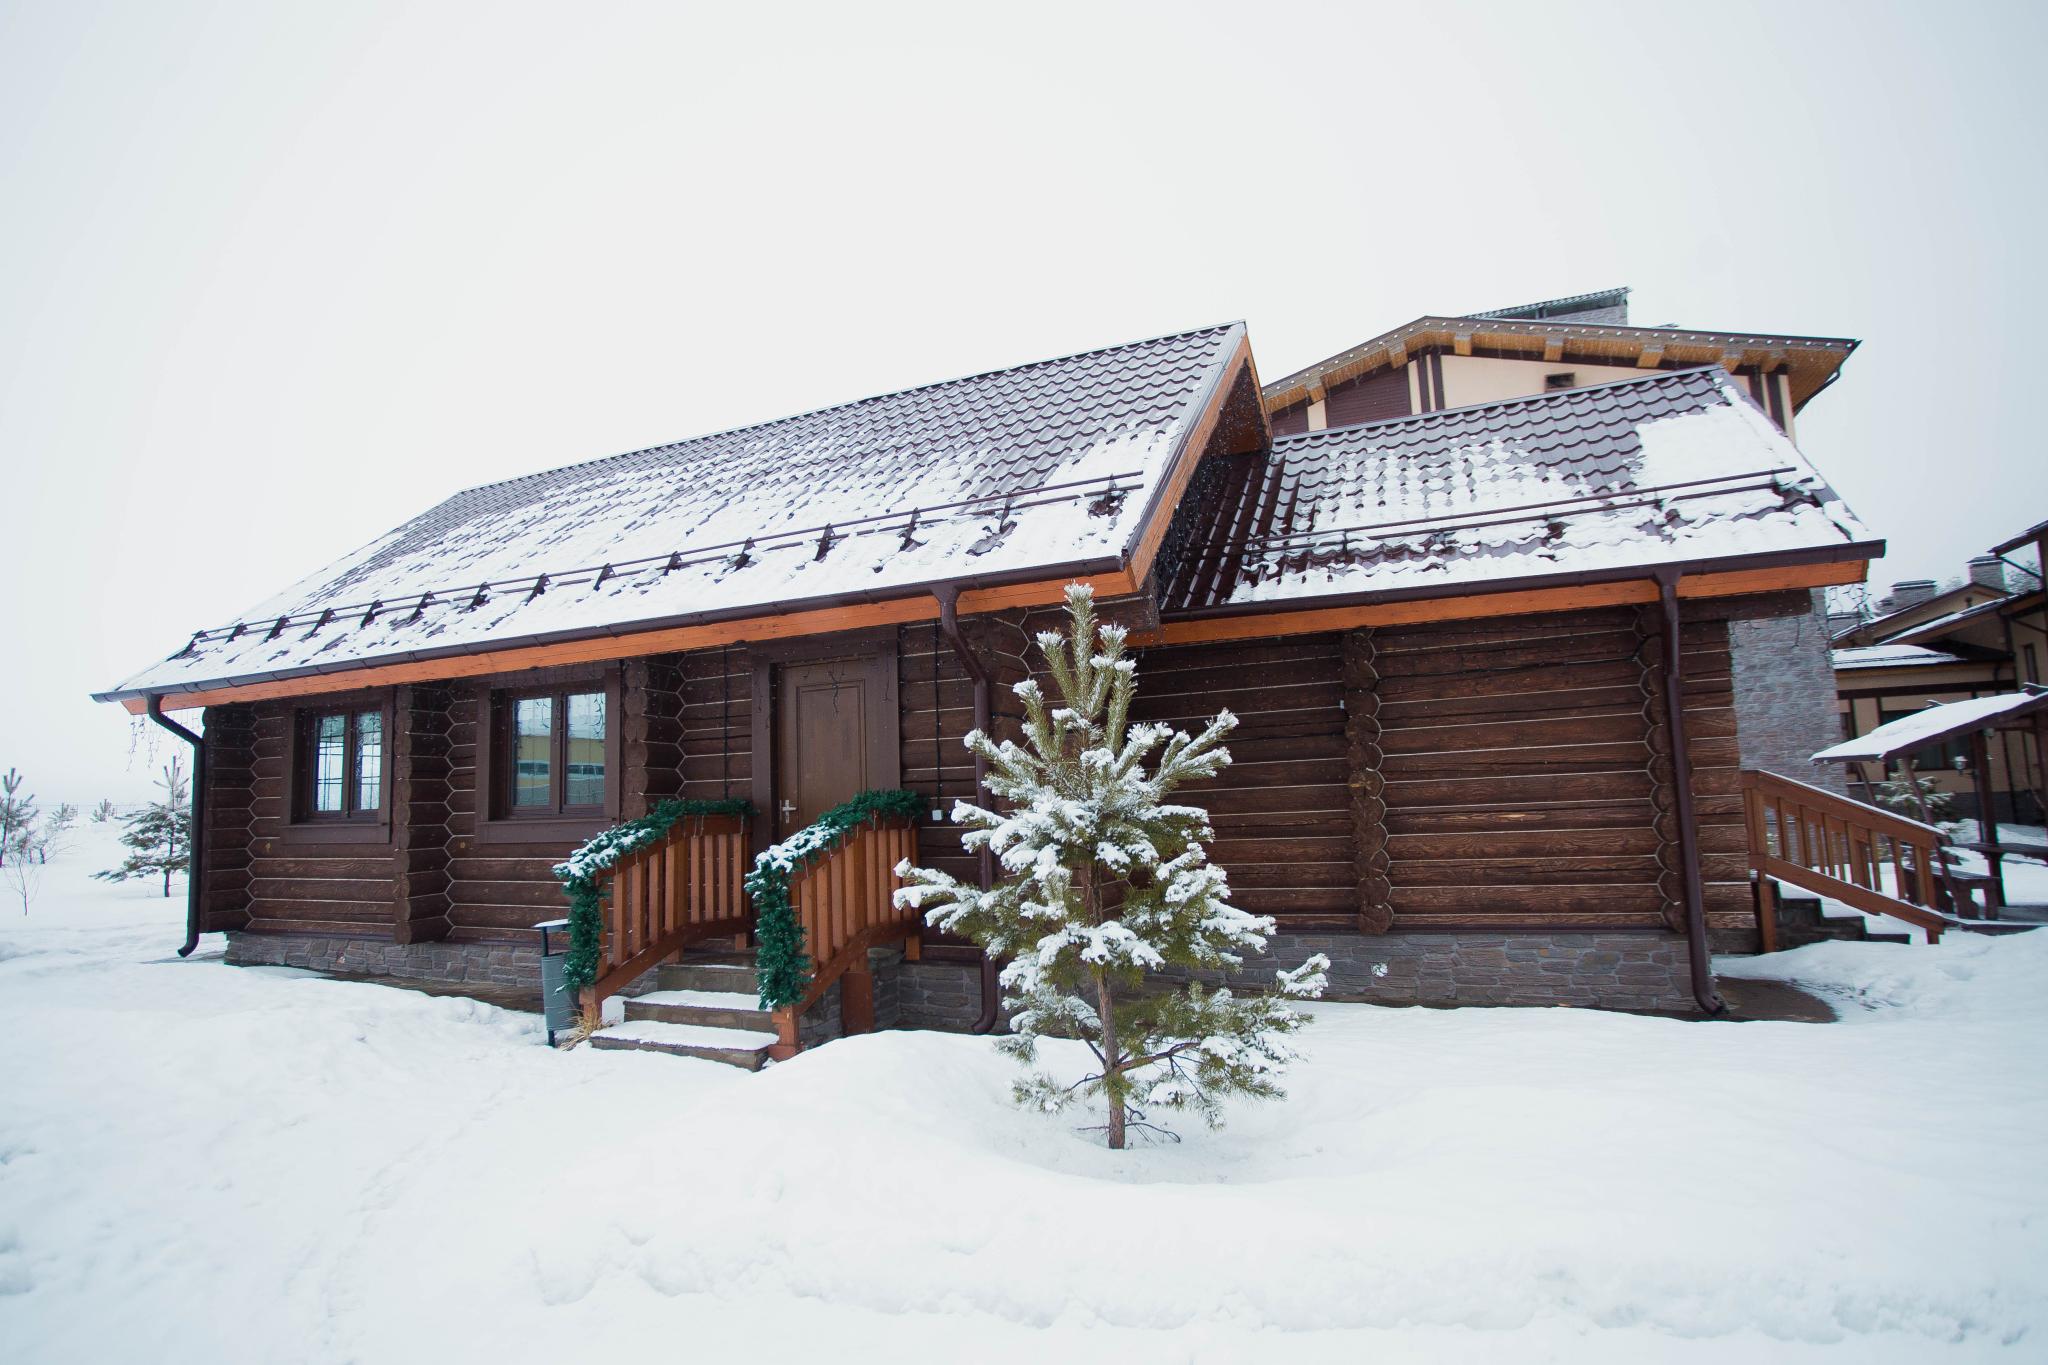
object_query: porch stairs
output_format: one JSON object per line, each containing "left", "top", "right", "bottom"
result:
{"left": 588, "top": 951, "right": 778, "bottom": 1070}
{"left": 1768, "top": 892, "right": 1911, "bottom": 949}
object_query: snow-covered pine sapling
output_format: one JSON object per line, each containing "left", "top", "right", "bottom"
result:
{"left": 95, "top": 756, "right": 193, "bottom": 897}
{"left": 91, "top": 798, "right": 116, "bottom": 824}
{"left": 39, "top": 803, "right": 78, "bottom": 865}
{"left": 0, "top": 768, "right": 36, "bottom": 869}
{"left": 895, "top": 583, "right": 1329, "bottom": 1149}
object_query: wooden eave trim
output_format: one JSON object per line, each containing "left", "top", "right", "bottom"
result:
{"left": 1124, "top": 331, "right": 1253, "bottom": 587}
{"left": 1261, "top": 321, "right": 1855, "bottom": 410}
{"left": 1129, "top": 558, "right": 1868, "bottom": 648}
{"left": 126, "top": 568, "right": 1139, "bottom": 714}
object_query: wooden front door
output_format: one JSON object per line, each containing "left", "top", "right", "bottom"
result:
{"left": 775, "top": 660, "right": 871, "bottom": 836}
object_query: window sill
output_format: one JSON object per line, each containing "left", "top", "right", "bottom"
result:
{"left": 473, "top": 814, "right": 609, "bottom": 847}
{"left": 280, "top": 820, "right": 392, "bottom": 847}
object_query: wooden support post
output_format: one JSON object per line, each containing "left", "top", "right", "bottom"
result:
{"left": 769, "top": 1006, "right": 800, "bottom": 1061}
{"left": 841, "top": 959, "right": 875, "bottom": 1036}
{"left": 1968, "top": 729, "right": 2004, "bottom": 915}
{"left": 1754, "top": 872, "right": 1779, "bottom": 954}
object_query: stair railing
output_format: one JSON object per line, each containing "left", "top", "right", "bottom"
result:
{"left": 1741, "top": 769, "right": 1953, "bottom": 947}
{"left": 580, "top": 812, "right": 752, "bottom": 1017}
{"left": 767, "top": 814, "right": 920, "bottom": 1058}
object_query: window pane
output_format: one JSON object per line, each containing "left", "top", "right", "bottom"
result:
{"left": 313, "top": 713, "right": 345, "bottom": 813}
{"left": 513, "top": 697, "right": 553, "bottom": 808}
{"left": 565, "top": 691, "right": 606, "bottom": 808}
{"left": 354, "top": 710, "right": 383, "bottom": 813}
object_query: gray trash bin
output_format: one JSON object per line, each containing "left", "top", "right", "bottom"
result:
{"left": 535, "top": 919, "right": 577, "bottom": 1046}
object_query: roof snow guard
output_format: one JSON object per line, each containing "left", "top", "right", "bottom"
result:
{"left": 101, "top": 324, "right": 1248, "bottom": 704}
{"left": 1160, "top": 368, "right": 1878, "bottom": 616}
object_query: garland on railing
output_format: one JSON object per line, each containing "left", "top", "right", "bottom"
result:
{"left": 745, "top": 788, "right": 926, "bottom": 1010}
{"left": 552, "top": 797, "right": 754, "bottom": 995}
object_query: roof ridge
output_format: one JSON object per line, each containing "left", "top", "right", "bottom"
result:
{"left": 1271, "top": 364, "right": 1730, "bottom": 445}
{"left": 443, "top": 321, "right": 1243, "bottom": 502}
{"left": 1467, "top": 286, "right": 1630, "bottom": 320}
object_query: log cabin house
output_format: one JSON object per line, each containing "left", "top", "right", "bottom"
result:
{"left": 97, "top": 289, "right": 1889, "bottom": 1055}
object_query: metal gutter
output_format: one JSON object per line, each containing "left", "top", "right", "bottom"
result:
{"left": 1653, "top": 570, "right": 1724, "bottom": 1014}
{"left": 144, "top": 695, "right": 207, "bottom": 958}
{"left": 934, "top": 586, "right": 1001, "bottom": 1034}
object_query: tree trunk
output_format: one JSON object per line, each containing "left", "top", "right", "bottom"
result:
{"left": 162, "top": 865, "right": 171, "bottom": 898}
{"left": 1095, "top": 967, "right": 1124, "bottom": 1150}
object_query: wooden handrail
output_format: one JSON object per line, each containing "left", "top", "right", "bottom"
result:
{"left": 1741, "top": 768, "right": 1951, "bottom": 947}
{"left": 579, "top": 812, "right": 752, "bottom": 1015}
{"left": 767, "top": 815, "right": 920, "bottom": 1058}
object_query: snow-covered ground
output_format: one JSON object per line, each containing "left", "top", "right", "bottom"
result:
{"left": 4, "top": 825, "right": 2045, "bottom": 1363}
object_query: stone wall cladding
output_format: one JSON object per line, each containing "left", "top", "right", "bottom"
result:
{"left": 893, "top": 958, "right": 992, "bottom": 1031}
{"left": 1259, "top": 931, "right": 1695, "bottom": 1011}
{"left": 1731, "top": 590, "right": 1846, "bottom": 793}
{"left": 885, "top": 930, "right": 1697, "bottom": 1028}
{"left": 225, "top": 931, "right": 541, "bottom": 991}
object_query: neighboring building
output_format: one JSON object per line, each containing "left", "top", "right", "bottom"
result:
{"left": 98, "top": 294, "right": 1882, "bottom": 1026}
{"left": 1261, "top": 287, "right": 1853, "bottom": 442}
{"left": 1831, "top": 532, "right": 2047, "bottom": 821}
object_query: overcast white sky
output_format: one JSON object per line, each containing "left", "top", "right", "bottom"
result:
{"left": 3, "top": 0, "right": 2044, "bottom": 803}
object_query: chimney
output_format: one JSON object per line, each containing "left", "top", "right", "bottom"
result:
{"left": 1967, "top": 556, "right": 2007, "bottom": 593}
{"left": 1885, "top": 579, "right": 1938, "bottom": 611}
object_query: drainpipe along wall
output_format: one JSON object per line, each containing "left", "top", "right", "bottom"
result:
{"left": 145, "top": 694, "right": 207, "bottom": 958}
{"left": 1653, "top": 570, "right": 1725, "bottom": 1014}
{"left": 934, "top": 587, "right": 1000, "bottom": 1033}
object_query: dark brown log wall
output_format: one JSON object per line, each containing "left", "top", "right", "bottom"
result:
{"left": 1368, "top": 606, "right": 1740, "bottom": 931}
{"left": 677, "top": 644, "right": 751, "bottom": 804}
{"left": 897, "top": 620, "right": 982, "bottom": 899}
{"left": 1125, "top": 604, "right": 1744, "bottom": 934}
{"left": 232, "top": 700, "right": 402, "bottom": 937}
{"left": 194, "top": 597, "right": 1757, "bottom": 949}
{"left": 1128, "top": 632, "right": 1355, "bottom": 924}
{"left": 200, "top": 704, "right": 255, "bottom": 932}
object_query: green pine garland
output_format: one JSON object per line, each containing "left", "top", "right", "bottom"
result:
{"left": 746, "top": 788, "right": 927, "bottom": 1009}
{"left": 552, "top": 797, "right": 753, "bottom": 996}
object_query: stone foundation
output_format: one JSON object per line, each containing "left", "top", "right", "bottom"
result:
{"left": 224, "top": 931, "right": 542, "bottom": 991}
{"left": 894, "top": 956, "right": 994, "bottom": 1030}
{"left": 222, "top": 926, "right": 1700, "bottom": 1022}
{"left": 1223, "top": 930, "right": 1697, "bottom": 1012}
{"left": 890, "top": 929, "right": 1698, "bottom": 1027}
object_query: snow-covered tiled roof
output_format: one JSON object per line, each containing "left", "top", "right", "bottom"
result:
{"left": 1160, "top": 367, "right": 1876, "bottom": 615}
{"left": 1875, "top": 596, "right": 2012, "bottom": 645}
{"left": 1831, "top": 645, "right": 1971, "bottom": 670}
{"left": 1814, "top": 690, "right": 2048, "bottom": 763}
{"left": 104, "top": 324, "right": 1245, "bottom": 700}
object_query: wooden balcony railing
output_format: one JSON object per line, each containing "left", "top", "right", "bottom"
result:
{"left": 1741, "top": 769, "right": 1953, "bottom": 948}
{"left": 580, "top": 812, "right": 752, "bottom": 1015}
{"left": 768, "top": 814, "right": 920, "bottom": 1058}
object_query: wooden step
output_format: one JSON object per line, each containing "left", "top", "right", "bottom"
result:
{"left": 588, "top": 1019, "right": 777, "bottom": 1070}
{"left": 624, "top": 988, "right": 772, "bottom": 1032}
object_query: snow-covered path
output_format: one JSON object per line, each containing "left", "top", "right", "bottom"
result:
{"left": 3, "top": 827, "right": 2045, "bottom": 1363}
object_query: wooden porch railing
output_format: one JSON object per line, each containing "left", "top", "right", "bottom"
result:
{"left": 1741, "top": 769, "right": 1952, "bottom": 948}
{"left": 768, "top": 815, "right": 920, "bottom": 1059}
{"left": 580, "top": 813, "right": 752, "bottom": 1015}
